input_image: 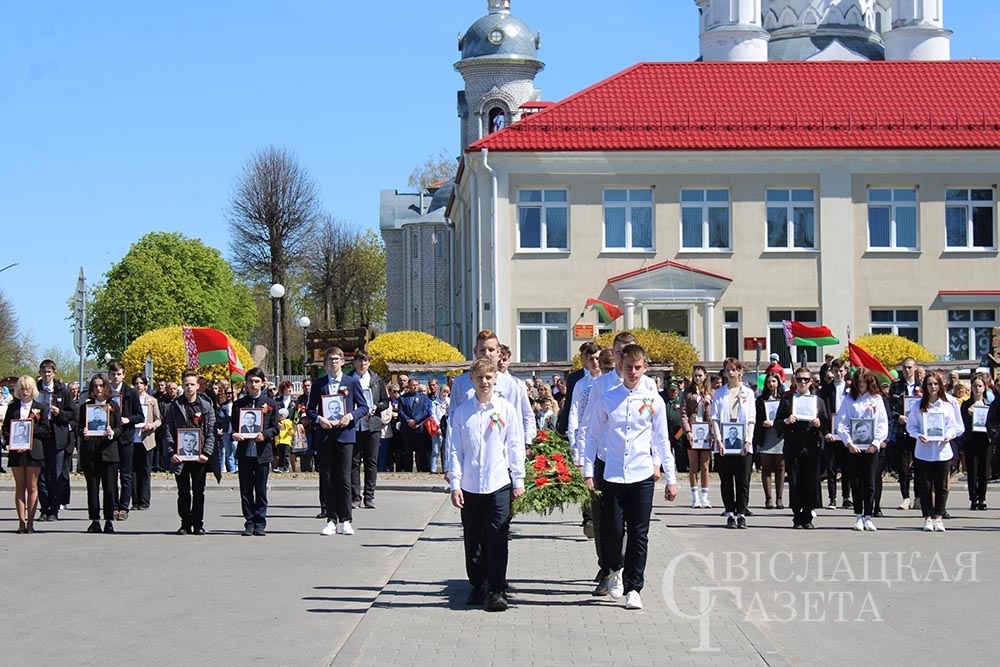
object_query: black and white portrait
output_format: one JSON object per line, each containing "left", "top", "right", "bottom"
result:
{"left": 85, "top": 404, "right": 109, "bottom": 436}
{"left": 322, "top": 394, "right": 346, "bottom": 421}
{"left": 240, "top": 408, "right": 263, "bottom": 434}
{"left": 850, "top": 418, "right": 875, "bottom": 446}
{"left": 177, "top": 428, "right": 202, "bottom": 460}
{"left": 722, "top": 423, "right": 745, "bottom": 455}
{"left": 9, "top": 419, "right": 32, "bottom": 451}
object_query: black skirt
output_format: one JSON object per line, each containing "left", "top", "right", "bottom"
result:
{"left": 7, "top": 449, "right": 43, "bottom": 468}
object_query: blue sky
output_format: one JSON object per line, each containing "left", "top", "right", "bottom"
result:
{"left": 1, "top": 1, "right": 996, "bottom": 358}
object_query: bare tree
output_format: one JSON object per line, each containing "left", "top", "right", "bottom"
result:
{"left": 228, "top": 146, "right": 320, "bottom": 374}
{"left": 407, "top": 149, "right": 458, "bottom": 191}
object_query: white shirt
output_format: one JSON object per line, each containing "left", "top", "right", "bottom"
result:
{"left": 710, "top": 383, "right": 756, "bottom": 453}
{"left": 581, "top": 370, "right": 657, "bottom": 465}
{"left": 834, "top": 393, "right": 889, "bottom": 448}
{"left": 567, "top": 371, "right": 600, "bottom": 464}
{"left": 584, "top": 382, "right": 675, "bottom": 485}
{"left": 357, "top": 372, "right": 372, "bottom": 432}
{"left": 447, "top": 396, "right": 525, "bottom": 494}
{"left": 907, "top": 397, "right": 965, "bottom": 462}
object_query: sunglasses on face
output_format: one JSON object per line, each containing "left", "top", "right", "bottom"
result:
{"left": 795, "top": 377, "right": 811, "bottom": 383}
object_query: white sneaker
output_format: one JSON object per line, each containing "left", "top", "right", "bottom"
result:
{"left": 691, "top": 490, "right": 700, "bottom": 508}
{"left": 608, "top": 568, "right": 624, "bottom": 599}
{"left": 863, "top": 517, "right": 877, "bottom": 532}
{"left": 898, "top": 497, "right": 912, "bottom": 510}
{"left": 826, "top": 501, "right": 837, "bottom": 510}
{"left": 625, "top": 590, "right": 643, "bottom": 610}
{"left": 852, "top": 517, "right": 864, "bottom": 531}
{"left": 922, "top": 517, "right": 934, "bottom": 532}
{"left": 933, "top": 518, "right": 945, "bottom": 533}
{"left": 321, "top": 520, "right": 337, "bottom": 536}
{"left": 340, "top": 521, "right": 355, "bottom": 536}
{"left": 700, "top": 490, "right": 712, "bottom": 509}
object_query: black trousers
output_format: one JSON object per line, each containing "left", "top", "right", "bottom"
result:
{"left": 847, "top": 452, "right": 878, "bottom": 516}
{"left": 916, "top": 459, "right": 950, "bottom": 518}
{"left": 38, "top": 442, "right": 66, "bottom": 517}
{"left": 461, "top": 484, "right": 512, "bottom": 593}
{"left": 117, "top": 440, "right": 134, "bottom": 511}
{"left": 60, "top": 448, "right": 73, "bottom": 506}
{"left": 826, "top": 442, "right": 851, "bottom": 502}
{"left": 352, "top": 429, "right": 380, "bottom": 503}
{"left": 319, "top": 441, "right": 353, "bottom": 523}
{"left": 238, "top": 456, "right": 270, "bottom": 530}
{"left": 599, "top": 475, "right": 654, "bottom": 594}
{"left": 132, "top": 444, "right": 152, "bottom": 508}
{"left": 785, "top": 446, "right": 822, "bottom": 526}
{"left": 874, "top": 450, "right": 886, "bottom": 512}
{"left": 965, "top": 438, "right": 992, "bottom": 503}
{"left": 895, "top": 434, "right": 916, "bottom": 499}
{"left": 716, "top": 453, "right": 752, "bottom": 515}
{"left": 592, "top": 458, "right": 607, "bottom": 575}
{"left": 176, "top": 462, "right": 207, "bottom": 530}
{"left": 85, "top": 461, "right": 118, "bottom": 522}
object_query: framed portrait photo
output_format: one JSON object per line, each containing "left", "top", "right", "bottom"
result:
{"left": 792, "top": 394, "right": 818, "bottom": 421}
{"left": 903, "top": 396, "right": 921, "bottom": 419}
{"left": 84, "top": 404, "right": 110, "bottom": 437}
{"left": 322, "top": 394, "right": 346, "bottom": 421}
{"left": 972, "top": 405, "right": 989, "bottom": 433}
{"left": 689, "top": 421, "right": 711, "bottom": 450}
{"left": 764, "top": 400, "right": 780, "bottom": 424}
{"left": 238, "top": 408, "right": 264, "bottom": 435}
{"left": 176, "top": 428, "right": 203, "bottom": 461}
{"left": 9, "top": 419, "right": 32, "bottom": 452}
{"left": 922, "top": 412, "right": 945, "bottom": 441}
{"left": 850, "top": 418, "right": 875, "bottom": 446}
{"left": 721, "top": 422, "right": 746, "bottom": 456}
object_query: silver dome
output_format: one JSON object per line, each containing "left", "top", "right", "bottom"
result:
{"left": 459, "top": 12, "right": 540, "bottom": 61}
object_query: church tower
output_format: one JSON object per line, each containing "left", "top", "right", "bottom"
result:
{"left": 883, "top": 0, "right": 951, "bottom": 60}
{"left": 764, "top": 1, "right": 885, "bottom": 61}
{"left": 455, "top": 0, "right": 544, "bottom": 151}
{"left": 695, "top": 0, "right": 770, "bottom": 62}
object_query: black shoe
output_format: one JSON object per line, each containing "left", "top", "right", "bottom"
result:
{"left": 842, "top": 499, "right": 853, "bottom": 509}
{"left": 942, "top": 510, "right": 952, "bottom": 520}
{"left": 87, "top": 521, "right": 101, "bottom": 533}
{"left": 803, "top": 523, "right": 815, "bottom": 529}
{"left": 466, "top": 586, "right": 486, "bottom": 606}
{"left": 37, "top": 514, "right": 49, "bottom": 522}
{"left": 765, "top": 501, "right": 774, "bottom": 510}
{"left": 980, "top": 502, "right": 988, "bottom": 511}
{"left": 726, "top": 516, "right": 737, "bottom": 529}
{"left": 241, "top": 528, "right": 253, "bottom": 536}
{"left": 737, "top": 516, "right": 747, "bottom": 529}
{"left": 119, "top": 510, "right": 129, "bottom": 521}
{"left": 744, "top": 510, "right": 754, "bottom": 517}
{"left": 351, "top": 501, "right": 361, "bottom": 510}
{"left": 253, "top": 528, "right": 266, "bottom": 536}
{"left": 103, "top": 521, "right": 115, "bottom": 534}
{"left": 364, "top": 501, "right": 377, "bottom": 510}
{"left": 193, "top": 527, "right": 207, "bottom": 535}
{"left": 972, "top": 502, "right": 978, "bottom": 511}
{"left": 873, "top": 509, "right": 884, "bottom": 518}
{"left": 776, "top": 501, "right": 784, "bottom": 510}
{"left": 315, "top": 512, "right": 326, "bottom": 519}
{"left": 582, "top": 519, "right": 594, "bottom": 539}
{"left": 592, "top": 576, "right": 610, "bottom": 596}
{"left": 175, "top": 526, "right": 190, "bottom": 535}
{"left": 486, "top": 591, "right": 508, "bottom": 612}
{"left": 793, "top": 523, "right": 804, "bottom": 529}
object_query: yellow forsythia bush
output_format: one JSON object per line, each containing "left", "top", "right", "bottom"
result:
{"left": 839, "top": 334, "right": 936, "bottom": 371}
{"left": 367, "top": 330, "right": 465, "bottom": 378}
{"left": 121, "top": 326, "right": 254, "bottom": 383}
{"left": 571, "top": 328, "right": 698, "bottom": 376}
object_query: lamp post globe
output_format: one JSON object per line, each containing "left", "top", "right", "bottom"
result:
{"left": 269, "top": 283, "right": 285, "bottom": 299}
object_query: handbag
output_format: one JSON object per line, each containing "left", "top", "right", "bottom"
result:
{"left": 425, "top": 416, "right": 440, "bottom": 437}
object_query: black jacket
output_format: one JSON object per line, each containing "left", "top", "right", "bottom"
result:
{"left": 77, "top": 400, "right": 123, "bottom": 466}
{"left": 230, "top": 393, "right": 279, "bottom": 463}
{"left": 164, "top": 394, "right": 217, "bottom": 476}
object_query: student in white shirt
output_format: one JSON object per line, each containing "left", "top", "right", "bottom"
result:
{"left": 585, "top": 344, "right": 678, "bottom": 611}
{"left": 447, "top": 357, "right": 525, "bottom": 613}
{"left": 907, "top": 370, "right": 964, "bottom": 532}
{"left": 834, "top": 369, "right": 890, "bottom": 531}
{"left": 711, "top": 357, "right": 756, "bottom": 529}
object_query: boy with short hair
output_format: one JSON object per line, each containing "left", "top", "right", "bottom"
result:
{"left": 447, "top": 357, "right": 525, "bottom": 612}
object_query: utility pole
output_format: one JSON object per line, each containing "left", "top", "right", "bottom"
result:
{"left": 74, "top": 268, "right": 87, "bottom": 388}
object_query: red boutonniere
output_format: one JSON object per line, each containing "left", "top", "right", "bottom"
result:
{"left": 261, "top": 404, "right": 271, "bottom": 414}
{"left": 193, "top": 412, "right": 202, "bottom": 426}
{"left": 339, "top": 388, "right": 349, "bottom": 396}
{"left": 30, "top": 408, "right": 41, "bottom": 421}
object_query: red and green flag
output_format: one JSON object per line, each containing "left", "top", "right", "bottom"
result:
{"left": 848, "top": 341, "right": 893, "bottom": 385}
{"left": 182, "top": 327, "right": 246, "bottom": 381}
{"left": 782, "top": 320, "right": 840, "bottom": 347}
{"left": 586, "top": 298, "right": 623, "bottom": 325}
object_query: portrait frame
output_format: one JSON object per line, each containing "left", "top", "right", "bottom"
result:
{"left": 322, "top": 394, "right": 346, "bottom": 421}
{"left": 721, "top": 422, "right": 746, "bottom": 456}
{"left": 84, "top": 404, "right": 110, "bottom": 437}
{"left": 764, "top": 400, "right": 780, "bottom": 424}
{"left": 689, "top": 421, "right": 711, "bottom": 450}
{"left": 176, "top": 427, "right": 203, "bottom": 461}
{"left": 792, "top": 394, "right": 818, "bottom": 421}
{"left": 903, "top": 396, "right": 921, "bottom": 418}
{"left": 850, "top": 418, "right": 875, "bottom": 446}
{"left": 238, "top": 408, "right": 264, "bottom": 435}
{"left": 972, "top": 405, "right": 989, "bottom": 433}
{"left": 922, "top": 412, "right": 945, "bottom": 441}
{"left": 8, "top": 419, "right": 33, "bottom": 452}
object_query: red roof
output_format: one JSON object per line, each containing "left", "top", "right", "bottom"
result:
{"left": 608, "top": 260, "right": 731, "bottom": 284}
{"left": 469, "top": 61, "right": 1000, "bottom": 152}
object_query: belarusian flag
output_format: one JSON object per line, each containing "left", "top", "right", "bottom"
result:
{"left": 848, "top": 341, "right": 893, "bottom": 385}
{"left": 586, "top": 298, "right": 623, "bottom": 324}
{"left": 782, "top": 321, "right": 840, "bottom": 347}
{"left": 182, "top": 327, "right": 246, "bottom": 381}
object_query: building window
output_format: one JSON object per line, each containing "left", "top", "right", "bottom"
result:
{"left": 723, "top": 309, "right": 741, "bottom": 360}
{"left": 517, "top": 189, "right": 568, "bottom": 251}
{"left": 766, "top": 189, "right": 816, "bottom": 249}
{"left": 518, "top": 311, "right": 569, "bottom": 362}
{"left": 870, "top": 309, "right": 920, "bottom": 343}
{"left": 768, "top": 310, "right": 819, "bottom": 366}
{"left": 603, "top": 189, "right": 653, "bottom": 250}
{"left": 681, "top": 189, "right": 730, "bottom": 250}
{"left": 867, "top": 188, "right": 918, "bottom": 250}
{"left": 411, "top": 234, "right": 419, "bottom": 259}
{"left": 945, "top": 188, "right": 995, "bottom": 250}
{"left": 948, "top": 309, "right": 997, "bottom": 361}
{"left": 489, "top": 107, "right": 506, "bottom": 133}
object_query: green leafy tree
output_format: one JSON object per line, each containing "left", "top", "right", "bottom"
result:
{"left": 86, "top": 232, "right": 256, "bottom": 359}
{"left": 0, "top": 289, "right": 37, "bottom": 377}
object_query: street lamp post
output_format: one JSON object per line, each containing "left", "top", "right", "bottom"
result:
{"left": 298, "top": 316, "right": 311, "bottom": 374}
{"left": 269, "top": 283, "right": 285, "bottom": 382}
